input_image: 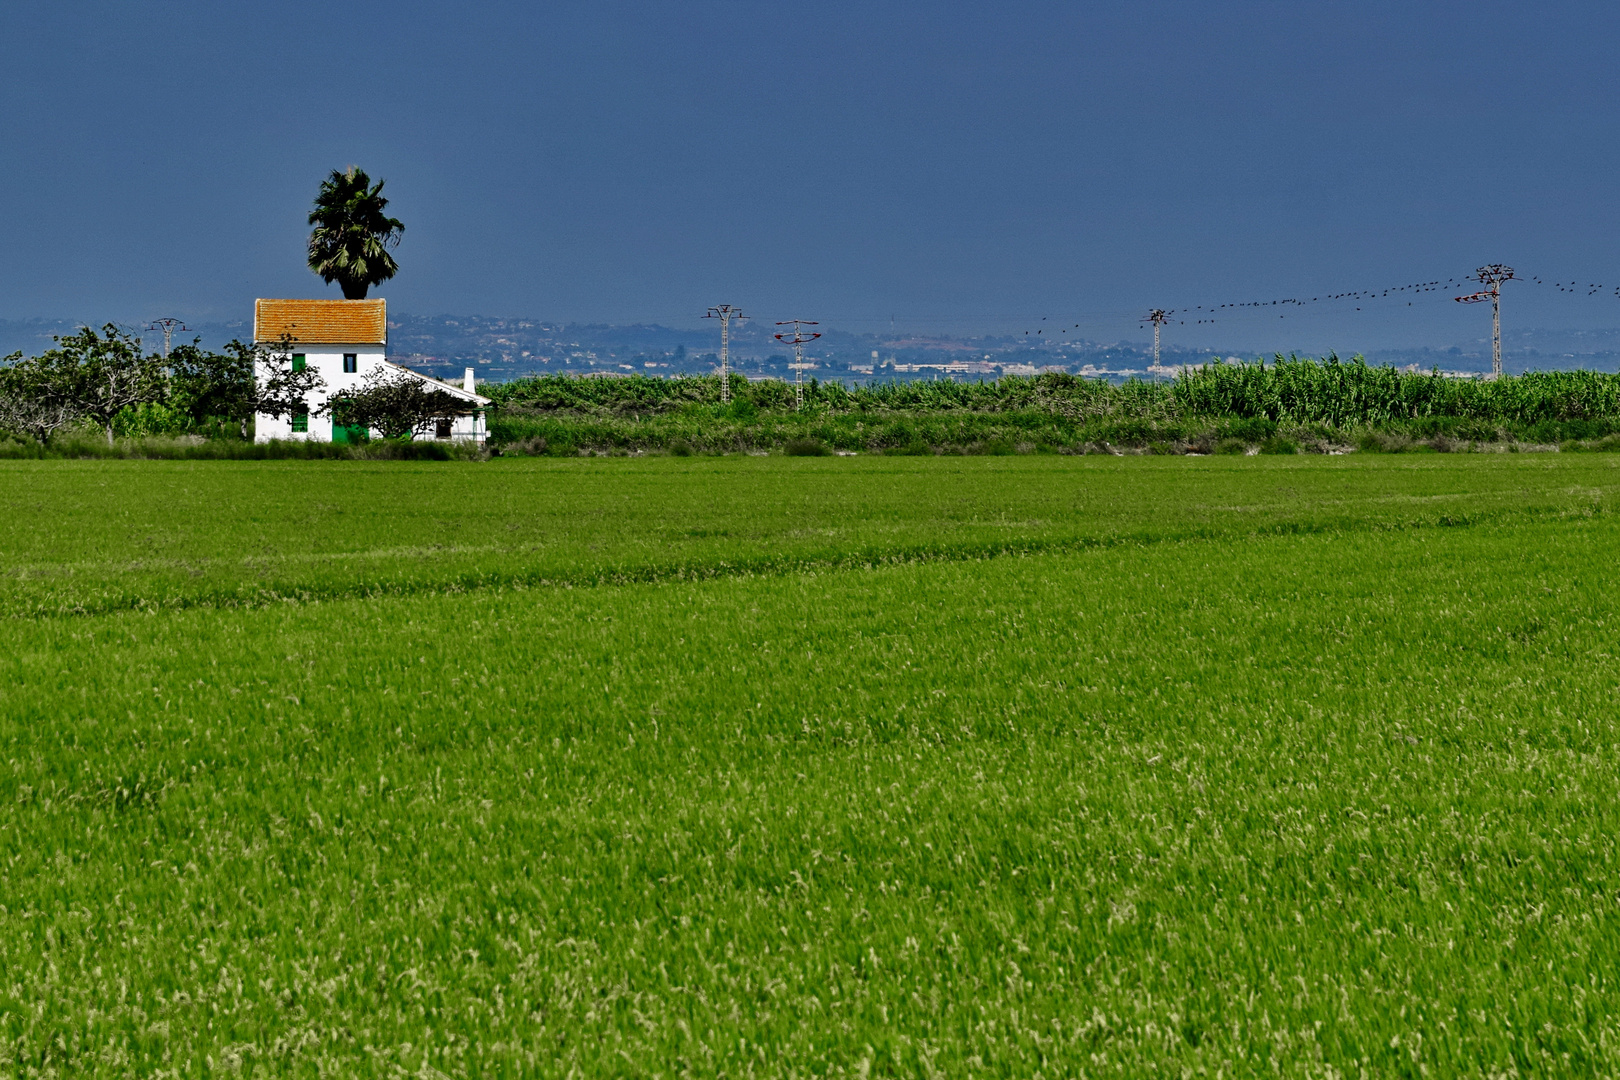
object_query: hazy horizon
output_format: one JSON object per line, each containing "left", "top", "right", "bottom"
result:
{"left": 5, "top": 311, "right": 1617, "bottom": 380}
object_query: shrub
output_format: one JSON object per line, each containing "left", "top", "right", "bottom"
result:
{"left": 506, "top": 436, "right": 547, "bottom": 456}
{"left": 112, "top": 402, "right": 190, "bottom": 438}
{"left": 1214, "top": 438, "right": 1248, "bottom": 455}
{"left": 1219, "top": 417, "right": 1279, "bottom": 443}
{"left": 1357, "top": 431, "right": 1413, "bottom": 454}
{"left": 0, "top": 436, "right": 486, "bottom": 461}
{"left": 668, "top": 439, "right": 694, "bottom": 457}
{"left": 1522, "top": 421, "right": 1562, "bottom": 445}
{"left": 355, "top": 440, "right": 457, "bottom": 461}
{"left": 1455, "top": 419, "right": 1500, "bottom": 442}
{"left": 1095, "top": 419, "right": 1158, "bottom": 445}
{"left": 1562, "top": 433, "right": 1620, "bottom": 453}
{"left": 1259, "top": 436, "right": 1299, "bottom": 455}
{"left": 1181, "top": 429, "right": 1216, "bottom": 455}
{"left": 784, "top": 437, "right": 831, "bottom": 457}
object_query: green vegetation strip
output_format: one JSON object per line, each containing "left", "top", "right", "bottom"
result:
{"left": 13, "top": 356, "right": 1620, "bottom": 455}
{"left": 481, "top": 363, "right": 1620, "bottom": 454}
{"left": 3, "top": 457, "right": 1619, "bottom": 1075}
{"left": 3, "top": 456, "right": 1615, "bottom": 617}
{"left": 487, "top": 362, "right": 1620, "bottom": 429}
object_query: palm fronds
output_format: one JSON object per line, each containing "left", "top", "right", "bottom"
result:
{"left": 307, "top": 167, "right": 404, "bottom": 299}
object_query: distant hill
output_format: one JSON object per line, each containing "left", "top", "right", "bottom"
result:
{"left": 5, "top": 314, "right": 1620, "bottom": 382}
{"left": 383, "top": 314, "right": 1202, "bottom": 383}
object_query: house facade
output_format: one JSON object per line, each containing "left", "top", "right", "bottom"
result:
{"left": 252, "top": 298, "right": 489, "bottom": 444}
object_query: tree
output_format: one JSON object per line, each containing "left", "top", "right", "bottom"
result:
{"left": 307, "top": 167, "right": 404, "bottom": 299}
{"left": 166, "top": 336, "right": 326, "bottom": 440}
{"left": 323, "top": 366, "right": 469, "bottom": 440}
{"left": 169, "top": 339, "right": 255, "bottom": 437}
{"left": 252, "top": 336, "right": 328, "bottom": 433}
{"left": 0, "top": 351, "right": 84, "bottom": 444}
{"left": 31, "top": 325, "right": 167, "bottom": 445}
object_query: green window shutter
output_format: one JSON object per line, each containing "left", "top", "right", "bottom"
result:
{"left": 291, "top": 411, "right": 309, "bottom": 433}
{"left": 292, "top": 354, "right": 306, "bottom": 371}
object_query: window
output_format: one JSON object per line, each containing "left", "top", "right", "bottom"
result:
{"left": 343, "top": 353, "right": 357, "bottom": 373}
{"left": 291, "top": 354, "right": 306, "bottom": 371}
{"left": 435, "top": 418, "right": 452, "bottom": 439}
{"left": 291, "top": 410, "right": 309, "bottom": 434}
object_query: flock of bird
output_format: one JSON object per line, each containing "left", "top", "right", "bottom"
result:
{"left": 1526, "top": 275, "right": 1620, "bottom": 298}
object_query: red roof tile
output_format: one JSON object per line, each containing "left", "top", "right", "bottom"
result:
{"left": 254, "top": 299, "right": 387, "bottom": 345}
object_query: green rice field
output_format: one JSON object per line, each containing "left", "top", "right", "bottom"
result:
{"left": 3, "top": 455, "right": 1620, "bottom": 1077}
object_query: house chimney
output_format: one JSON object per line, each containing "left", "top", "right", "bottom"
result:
{"left": 463, "top": 367, "right": 476, "bottom": 393}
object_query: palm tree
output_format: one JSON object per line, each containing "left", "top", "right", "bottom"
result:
{"left": 307, "top": 167, "right": 405, "bottom": 299}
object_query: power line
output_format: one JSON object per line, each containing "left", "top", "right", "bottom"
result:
{"left": 1016, "top": 277, "right": 1476, "bottom": 340}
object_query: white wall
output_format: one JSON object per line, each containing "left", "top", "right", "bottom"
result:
{"left": 253, "top": 348, "right": 487, "bottom": 444}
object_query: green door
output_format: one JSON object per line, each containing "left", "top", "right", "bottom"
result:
{"left": 332, "top": 423, "right": 367, "bottom": 444}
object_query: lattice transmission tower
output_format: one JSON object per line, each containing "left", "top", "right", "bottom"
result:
{"left": 774, "top": 320, "right": 821, "bottom": 411}
{"left": 703, "top": 305, "right": 747, "bottom": 404}
{"left": 145, "top": 317, "right": 191, "bottom": 359}
{"left": 1144, "top": 309, "right": 1170, "bottom": 380}
{"left": 1454, "top": 265, "right": 1515, "bottom": 378}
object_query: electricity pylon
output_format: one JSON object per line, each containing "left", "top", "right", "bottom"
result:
{"left": 704, "top": 305, "right": 747, "bottom": 404}
{"left": 1144, "top": 309, "right": 1170, "bottom": 380}
{"left": 775, "top": 320, "right": 821, "bottom": 411}
{"left": 1454, "top": 265, "right": 1515, "bottom": 378}
{"left": 1146, "top": 307, "right": 1172, "bottom": 383}
{"left": 145, "top": 317, "right": 190, "bottom": 359}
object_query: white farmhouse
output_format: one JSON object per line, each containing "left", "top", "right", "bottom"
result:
{"left": 252, "top": 298, "right": 489, "bottom": 444}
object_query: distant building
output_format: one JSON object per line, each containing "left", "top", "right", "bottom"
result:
{"left": 252, "top": 299, "right": 489, "bottom": 444}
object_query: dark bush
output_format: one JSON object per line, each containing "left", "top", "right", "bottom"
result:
{"left": 1455, "top": 419, "right": 1500, "bottom": 442}
{"left": 1094, "top": 419, "right": 1159, "bottom": 445}
{"left": 784, "top": 437, "right": 831, "bottom": 457}
{"left": 1219, "top": 417, "right": 1279, "bottom": 443}
{"left": 1562, "top": 433, "right": 1620, "bottom": 453}
{"left": 1357, "top": 431, "right": 1414, "bottom": 453}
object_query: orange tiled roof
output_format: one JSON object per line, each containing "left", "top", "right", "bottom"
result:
{"left": 254, "top": 299, "right": 387, "bottom": 345}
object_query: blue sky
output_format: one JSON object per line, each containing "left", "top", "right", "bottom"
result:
{"left": 3, "top": 0, "right": 1619, "bottom": 350}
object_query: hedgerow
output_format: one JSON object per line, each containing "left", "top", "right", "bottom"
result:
{"left": 484, "top": 359, "right": 1620, "bottom": 454}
